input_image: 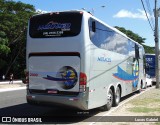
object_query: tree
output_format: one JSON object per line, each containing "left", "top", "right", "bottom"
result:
{"left": 0, "top": 0, "right": 36, "bottom": 79}
{"left": 115, "top": 26, "right": 154, "bottom": 53}
{"left": 0, "top": 31, "right": 10, "bottom": 55}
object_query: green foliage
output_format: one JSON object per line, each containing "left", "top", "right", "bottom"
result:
{"left": 0, "top": 31, "right": 10, "bottom": 55}
{"left": 0, "top": 59, "right": 7, "bottom": 69}
{"left": 115, "top": 26, "right": 154, "bottom": 53}
{"left": 143, "top": 44, "right": 155, "bottom": 54}
{"left": 115, "top": 26, "right": 145, "bottom": 44}
{"left": 0, "top": 0, "right": 36, "bottom": 78}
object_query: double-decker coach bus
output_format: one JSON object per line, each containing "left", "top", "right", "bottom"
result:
{"left": 26, "top": 10, "right": 146, "bottom": 111}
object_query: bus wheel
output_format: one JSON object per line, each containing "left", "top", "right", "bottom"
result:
{"left": 113, "top": 87, "right": 121, "bottom": 107}
{"left": 103, "top": 89, "right": 113, "bottom": 111}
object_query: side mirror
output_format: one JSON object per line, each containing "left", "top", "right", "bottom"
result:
{"left": 92, "top": 21, "right": 96, "bottom": 32}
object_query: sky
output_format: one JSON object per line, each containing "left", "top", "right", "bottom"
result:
{"left": 14, "top": 0, "right": 158, "bottom": 47}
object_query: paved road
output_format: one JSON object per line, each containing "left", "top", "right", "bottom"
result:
{"left": 0, "top": 88, "right": 152, "bottom": 124}
{"left": 0, "top": 89, "right": 100, "bottom": 123}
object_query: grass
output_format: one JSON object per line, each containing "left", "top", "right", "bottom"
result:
{"left": 129, "top": 98, "right": 160, "bottom": 106}
{"left": 128, "top": 107, "right": 160, "bottom": 113}
{"left": 127, "top": 89, "right": 160, "bottom": 114}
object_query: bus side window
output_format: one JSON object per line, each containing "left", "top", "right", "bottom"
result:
{"left": 135, "top": 44, "right": 139, "bottom": 59}
{"left": 92, "top": 21, "right": 96, "bottom": 32}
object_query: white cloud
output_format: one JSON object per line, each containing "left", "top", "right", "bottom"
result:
{"left": 113, "top": 9, "right": 153, "bottom": 20}
{"left": 36, "top": 9, "right": 50, "bottom": 14}
{"left": 100, "top": 33, "right": 128, "bottom": 54}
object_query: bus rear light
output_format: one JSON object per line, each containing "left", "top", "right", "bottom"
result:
{"left": 80, "top": 72, "right": 87, "bottom": 85}
{"left": 79, "top": 72, "right": 87, "bottom": 92}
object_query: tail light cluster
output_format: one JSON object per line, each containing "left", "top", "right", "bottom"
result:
{"left": 79, "top": 72, "right": 87, "bottom": 92}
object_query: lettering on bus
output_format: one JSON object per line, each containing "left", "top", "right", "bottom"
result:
{"left": 43, "top": 31, "right": 64, "bottom": 36}
{"left": 97, "top": 57, "right": 111, "bottom": 62}
{"left": 146, "top": 58, "right": 153, "bottom": 62}
{"left": 37, "top": 22, "right": 71, "bottom": 31}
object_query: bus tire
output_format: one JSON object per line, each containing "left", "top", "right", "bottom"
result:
{"left": 113, "top": 86, "right": 121, "bottom": 107}
{"left": 103, "top": 89, "right": 113, "bottom": 111}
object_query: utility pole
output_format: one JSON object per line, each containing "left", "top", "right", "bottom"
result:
{"left": 154, "top": 0, "right": 160, "bottom": 88}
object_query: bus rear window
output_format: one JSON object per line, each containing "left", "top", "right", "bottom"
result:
{"left": 29, "top": 12, "right": 82, "bottom": 38}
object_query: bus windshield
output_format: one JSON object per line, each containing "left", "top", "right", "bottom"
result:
{"left": 29, "top": 11, "right": 82, "bottom": 38}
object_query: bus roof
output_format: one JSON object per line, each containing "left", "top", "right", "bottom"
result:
{"left": 30, "top": 10, "right": 143, "bottom": 48}
{"left": 83, "top": 10, "right": 143, "bottom": 47}
{"left": 145, "top": 53, "right": 155, "bottom": 56}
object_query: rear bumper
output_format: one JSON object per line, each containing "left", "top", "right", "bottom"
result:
{"left": 26, "top": 88, "right": 89, "bottom": 110}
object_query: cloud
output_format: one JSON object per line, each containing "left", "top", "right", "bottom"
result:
{"left": 100, "top": 33, "right": 128, "bottom": 54}
{"left": 36, "top": 9, "right": 50, "bottom": 14}
{"left": 113, "top": 9, "right": 153, "bottom": 20}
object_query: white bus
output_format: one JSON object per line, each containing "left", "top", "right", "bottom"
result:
{"left": 26, "top": 10, "right": 146, "bottom": 111}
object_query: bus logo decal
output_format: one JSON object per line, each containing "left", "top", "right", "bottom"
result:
{"left": 43, "top": 66, "right": 78, "bottom": 89}
{"left": 37, "top": 22, "right": 71, "bottom": 31}
{"left": 97, "top": 57, "right": 111, "bottom": 62}
{"left": 113, "top": 66, "right": 138, "bottom": 82}
{"left": 113, "top": 60, "right": 139, "bottom": 88}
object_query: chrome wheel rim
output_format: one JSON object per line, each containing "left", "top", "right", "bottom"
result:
{"left": 107, "top": 91, "right": 113, "bottom": 106}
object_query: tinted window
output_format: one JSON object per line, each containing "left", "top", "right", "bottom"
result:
{"left": 29, "top": 12, "right": 82, "bottom": 38}
{"left": 89, "top": 18, "right": 129, "bottom": 55}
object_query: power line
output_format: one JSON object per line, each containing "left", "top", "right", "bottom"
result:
{"left": 145, "top": 0, "right": 155, "bottom": 28}
{"left": 140, "top": 0, "right": 154, "bottom": 31}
